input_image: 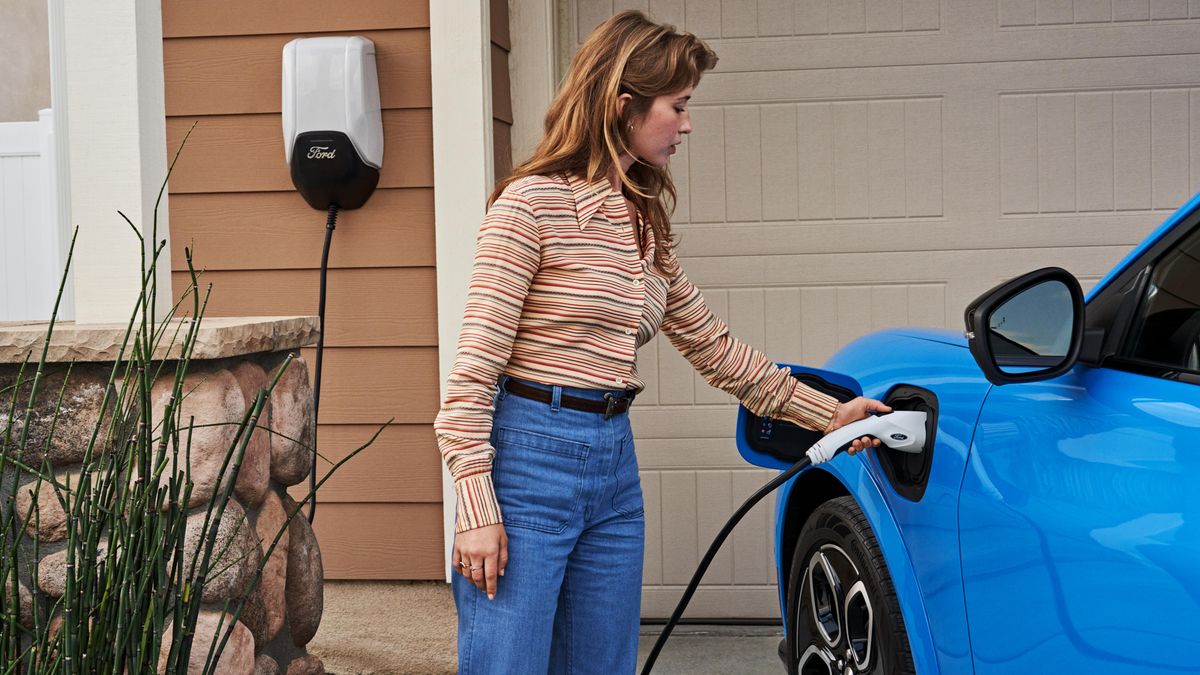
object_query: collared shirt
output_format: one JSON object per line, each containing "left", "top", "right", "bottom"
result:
{"left": 434, "top": 172, "right": 840, "bottom": 532}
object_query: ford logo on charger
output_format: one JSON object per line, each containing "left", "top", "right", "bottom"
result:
{"left": 307, "top": 145, "right": 337, "bottom": 160}
{"left": 890, "top": 433, "right": 909, "bottom": 441}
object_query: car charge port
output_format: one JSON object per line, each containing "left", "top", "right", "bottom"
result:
{"left": 879, "top": 385, "right": 939, "bottom": 501}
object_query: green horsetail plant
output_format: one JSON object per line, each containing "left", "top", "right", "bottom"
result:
{"left": 0, "top": 127, "right": 376, "bottom": 674}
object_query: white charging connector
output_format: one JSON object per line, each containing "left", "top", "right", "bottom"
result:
{"left": 806, "top": 410, "right": 928, "bottom": 464}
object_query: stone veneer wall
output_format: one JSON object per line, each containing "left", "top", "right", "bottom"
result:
{"left": 0, "top": 318, "right": 326, "bottom": 675}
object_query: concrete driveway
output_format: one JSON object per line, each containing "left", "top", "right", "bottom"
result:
{"left": 309, "top": 581, "right": 785, "bottom": 674}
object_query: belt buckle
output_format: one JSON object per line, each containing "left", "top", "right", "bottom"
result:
{"left": 603, "top": 393, "right": 619, "bottom": 420}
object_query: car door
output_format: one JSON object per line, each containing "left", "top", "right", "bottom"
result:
{"left": 958, "top": 224, "right": 1200, "bottom": 673}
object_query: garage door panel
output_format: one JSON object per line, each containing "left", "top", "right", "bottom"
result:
{"left": 648, "top": 0, "right": 685, "bottom": 27}
{"left": 867, "top": 0, "right": 904, "bottom": 33}
{"left": 725, "top": 106, "right": 764, "bottom": 221}
{"left": 1152, "top": 88, "right": 1191, "bottom": 207}
{"left": 796, "top": 102, "right": 836, "bottom": 220}
{"left": 696, "top": 471, "right": 736, "bottom": 583}
{"left": 761, "top": 104, "right": 801, "bottom": 219}
{"left": 722, "top": 0, "right": 760, "bottom": 37}
{"left": 687, "top": 107, "right": 726, "bottom": 222}
{"left": 1000, "top": 86, "right": 1200, "bottom": 214}
{"left": 869, "top": 99, "right": 908, "bottom": 218}
{"left": 906, "top": 98, "right": 945, "bottom": 217}
{"left": 660, "top": 471, "right": 701, "bottom": 584}
{"left": 679, "top": 97, "right": 944, "bottom": 223}
{"left": 731, "top": 470, "right": 778, "bottom": 585}
{"left": 1076, "top": 91, "right": 1117, "bottom": 212}
{"left": 758, "top": 0, "right": 795, "bottom": 36}
{"left": 1037, "top": 93, "right": 1078, "bottom": 213}
{"left": 835, "top": 101, "right": 872, "bottom": 218}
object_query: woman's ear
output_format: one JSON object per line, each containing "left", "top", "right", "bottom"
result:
{"left": 616, "top": 92, "right": 633, "bottom": 121}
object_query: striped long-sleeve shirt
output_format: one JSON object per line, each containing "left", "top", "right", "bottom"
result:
{"left": 434, "top": 172, "right": 840, "bottom": 532}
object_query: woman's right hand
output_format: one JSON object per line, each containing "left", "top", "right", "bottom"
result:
{"left": 452, "top": 524, "right": 509, "bottom": 600}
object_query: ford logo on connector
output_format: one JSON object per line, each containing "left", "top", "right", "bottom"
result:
{"left": 891, "top": 433, "right": 908, "bottom": 441}
{"left": 307, "top": 145, "right": 337, "bottom": 160}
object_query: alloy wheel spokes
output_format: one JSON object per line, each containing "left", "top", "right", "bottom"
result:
{"left": 798, "top": 644, "right": 834, "bottom": 675}
{"left": 806, "top": 551, "right": 842, "bottom": 648}
{"left": 844, "top": 579, "right": 874, "bottom": 671}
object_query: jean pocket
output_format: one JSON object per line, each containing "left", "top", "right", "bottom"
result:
{"left": 493, "top": 427, "right": 590, "bottom": 533}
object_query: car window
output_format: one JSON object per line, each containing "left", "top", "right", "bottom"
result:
{"left": 1123, "top": 227, "right": 1200, "bottom": 375}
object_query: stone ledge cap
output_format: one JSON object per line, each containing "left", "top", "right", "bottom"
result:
{"left": 0, "top": 316, "right": 319, "bottom": 364}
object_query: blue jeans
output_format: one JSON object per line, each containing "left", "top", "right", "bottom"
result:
{"left": 453, "top": 374, "right": 646, "bottom": 674}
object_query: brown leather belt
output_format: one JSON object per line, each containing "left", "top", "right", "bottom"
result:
{"left": 503, "top": 378, "right": 635, "bottom": 419}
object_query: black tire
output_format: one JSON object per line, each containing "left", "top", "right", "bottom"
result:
{"left": 784, "top": 496, "right": 915, "bottom": 675}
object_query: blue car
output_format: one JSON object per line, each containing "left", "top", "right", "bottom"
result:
{"left": 736, "top": 195, "right": 1200, "bottom": 674}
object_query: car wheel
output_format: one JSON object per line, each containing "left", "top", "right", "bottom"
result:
{"left": 785, "top": 496, "right": 915, "bottom": 675}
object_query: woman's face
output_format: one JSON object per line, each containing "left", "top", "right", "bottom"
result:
{"left": 627, "top": 86, "right": 694, "bottom": 168}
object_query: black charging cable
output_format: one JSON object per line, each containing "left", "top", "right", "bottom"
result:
{"left": 309, "top": 203, "right": 338, "bottom": 524}
{"left": 640, "top": 454, "right": 814, "bottom": 675}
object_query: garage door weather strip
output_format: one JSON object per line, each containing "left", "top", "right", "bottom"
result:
{"left": 639, "top": 410, "right": 927, "bottom": 675}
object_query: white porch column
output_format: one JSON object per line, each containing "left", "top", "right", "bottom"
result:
{"left": 62, "top": 0, "right": 171, "bottom": 323}
{"left": 431, "top": 0, "right": 495, "bottom": 577}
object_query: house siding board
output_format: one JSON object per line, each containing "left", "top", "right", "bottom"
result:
{"left": 162, "top": 1, "right": 429, "bottom": 38}
{"left": 168, "top": 268, "right": 438, "bottom": 347}
{"left": 163, "top": 0, "right": 443, "bottom": 579}
{"left": 163, "top": 30, "right": 432, "bottom": 116}
{"left": 287, "top": 424, "right": 444, "bottom": 504}
{"left": 168, "top": 189, "right": 435, "bottom": 271}
{"left": 165, "top": 110, "right": 434, "bottom": 194}
{"left": 311, "top": 503, "right": 446, "bottom": 579}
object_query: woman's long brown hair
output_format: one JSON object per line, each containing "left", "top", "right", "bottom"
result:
{"left": 488, "top": 10, "right": 717, "bottom": 275}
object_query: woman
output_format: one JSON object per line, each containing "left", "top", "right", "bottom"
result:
{"left": 434, "top": 10, "right": 890, "bottom": 674}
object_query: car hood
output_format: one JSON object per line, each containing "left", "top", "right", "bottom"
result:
{"left": 885, "top": 327, "right": 968, "bottom": 349}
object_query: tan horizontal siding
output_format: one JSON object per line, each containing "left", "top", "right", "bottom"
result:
{"left": 310, "top": 503, "right": 445, "bottom": 580}
{"left": 164, "top": 0, "right": 506, "bottom": 579}
{"left": 171, "top": 268, "right": 437, "bottom": 347}
{"left": 166, "top": 110, "right": 433, "bottom": 194}
{"left": 298, "top": 346, "right": 440, "bottom": 425}
{"left": 164, "top": 29, "right": 431, "bottom": 116}
{"left": 168, "top": 189, "right": 435, "bottom": 271}
{"left": 286, "top": 424, "right": 443, "bottom": 504}
{"left": 163, "top": 1, "right": 429, "bottom": 38}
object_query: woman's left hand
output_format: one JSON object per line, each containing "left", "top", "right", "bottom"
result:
{"left": 824, "top": 397, "right": 893, "bottom": 455}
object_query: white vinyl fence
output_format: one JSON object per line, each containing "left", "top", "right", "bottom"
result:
{"left": 0, "top": 109, "right": 68, "bottom": 322}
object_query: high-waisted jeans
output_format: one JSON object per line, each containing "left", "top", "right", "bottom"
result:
{"left": 453, "top": 373, "right": 646, "bottom": 674}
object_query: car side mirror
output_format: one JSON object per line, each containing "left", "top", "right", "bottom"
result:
{"left": 964, "top": 267, "right": 1085, "bottom": 385}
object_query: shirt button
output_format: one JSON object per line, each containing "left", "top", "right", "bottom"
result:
{"left": 614, "top": 378, "right": 624, "bottom": 385}
{"left": 624, "top": 327, "right": 636, "bottom": 335}
{"left": 633, "top": 278, "right": 643, "bottom": 286}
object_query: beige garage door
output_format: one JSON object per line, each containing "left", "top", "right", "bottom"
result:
{"left": 565, "top": 0, "right": 1200, "bottom": 618}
